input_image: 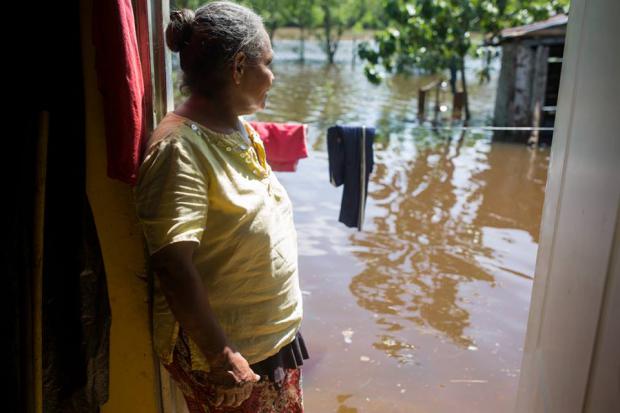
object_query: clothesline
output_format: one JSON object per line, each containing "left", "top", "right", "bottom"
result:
{"left": 298, "top": 121, "right": 555, "bottom": 132}
{"left": 420, "top": 126, "right": 555, "bottom": 131}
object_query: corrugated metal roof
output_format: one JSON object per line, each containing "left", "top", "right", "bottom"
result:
{"left": 500, "top": 14, "right": 568, "bottom": 40}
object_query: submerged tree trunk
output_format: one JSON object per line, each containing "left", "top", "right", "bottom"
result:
{"left": 459, "top": 55, "right": 471, "bottom": 121}
{"left": 299, "top": 25, "right": 306, "bottom": 62}
{"left": 323, "top": 6, "right": 335, "bottom": 64}
{"left": 449, "top": 58, "right": 458, "bottom": 95}
{"left": 321, "top": 4, "right": 341, "bottom": 64}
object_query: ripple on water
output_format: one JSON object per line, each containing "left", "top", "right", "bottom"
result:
{"left": 173, "top": 40, "right": 548, "bottom": 413}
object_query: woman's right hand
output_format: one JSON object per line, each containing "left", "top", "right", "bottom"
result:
{"left": 150, "top": 242, "right": 259, "bottom": 407}
{"left": 206, "top": 347, "right": 261, "bottom": 407}
{"left": 208, "top": 347, "right": 261, "bottom": 386}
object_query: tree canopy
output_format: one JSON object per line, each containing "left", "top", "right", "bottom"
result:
{"left": 357, "top": 0, "right": 569, "bottom": 119}
{"left": 359, "top": 0, "right": 570, "bottom": 83}
{"left": 170, "top": 0, "right": 384, "bottom": 62}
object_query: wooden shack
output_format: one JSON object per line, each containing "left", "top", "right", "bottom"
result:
{"left": 492, "top": 14, "right": 567, "bottom": 144}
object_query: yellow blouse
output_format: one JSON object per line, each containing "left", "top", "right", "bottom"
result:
{"left": 133, "top": 112, "right": 303, "bottom": 371}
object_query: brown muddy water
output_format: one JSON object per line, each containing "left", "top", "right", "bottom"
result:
{"left": 174, "top": 39, "right": 551, "bottom": 412}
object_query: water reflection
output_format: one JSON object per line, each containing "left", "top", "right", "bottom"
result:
{"left": 260, "top": 60, "right": 464, "bottom": 152}
{"left": 172, "top": 39, "right": 548, "bottom": 412}
{"left": 263, "top": 41, "right": 547, "bottom": 413}
{"left": 336, "top": 394, "right": 358, "bottom": 413}
{"left": 349, "top": 130, "right": 548, "bottom": 358}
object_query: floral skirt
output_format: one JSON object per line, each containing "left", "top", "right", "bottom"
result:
{"left": 163, "top": 331, "right": 307, "bottom": 413}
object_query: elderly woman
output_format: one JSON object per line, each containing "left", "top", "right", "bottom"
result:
{"left": 133, "top": 2, "right": 308, "bottom": 412}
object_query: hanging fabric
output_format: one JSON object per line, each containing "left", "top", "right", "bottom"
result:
{"left": 92, "top": 0, "right": 145, "bottom": 185}
{"left": 327, "top": 125, "right": 375, "bottom": 230}
{"left": 248, "top": 121, "right": 308, "bottom": 172}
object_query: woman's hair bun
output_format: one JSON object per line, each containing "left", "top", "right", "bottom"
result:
{"left": 166, "top": 9, "right": 195, "bottom": 52}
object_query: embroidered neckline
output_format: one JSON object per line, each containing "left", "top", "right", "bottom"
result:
{"left": 168, "top": 112, "right": 242, "bottom": 138}
{"left": 167, "top": 112, "right": 270, "bottom": 179}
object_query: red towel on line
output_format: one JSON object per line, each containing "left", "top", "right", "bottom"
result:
{"left": 248, "top": 122, "right": 308, "bottom": 172}
{"left": 92, "top": 0, "right": 145, "bottom": 185}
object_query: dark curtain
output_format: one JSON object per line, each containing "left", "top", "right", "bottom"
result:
{"left": 8, "top": 0, "right": 112, "bottom": 412}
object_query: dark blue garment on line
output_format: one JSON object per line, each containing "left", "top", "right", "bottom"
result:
{"left": 327, "top": 125, "right": 375, "bottom": 230}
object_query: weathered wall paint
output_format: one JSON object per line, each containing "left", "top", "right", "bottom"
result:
{"left": 80, "top": 1, "right": 160, "bottom": 411}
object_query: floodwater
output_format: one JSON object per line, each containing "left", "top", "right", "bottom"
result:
{"left": 174, "top": 39, "right": 551, "bottom": 412}
{"left": 275, "top": 137, "right": 548, "bottom": 413}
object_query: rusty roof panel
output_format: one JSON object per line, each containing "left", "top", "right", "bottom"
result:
{"left": 500, "top": 14, "right": 568, "bottom": 40}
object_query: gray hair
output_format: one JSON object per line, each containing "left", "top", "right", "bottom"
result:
{"left": 166, "top": 1, "right": 267, "bottom": 96}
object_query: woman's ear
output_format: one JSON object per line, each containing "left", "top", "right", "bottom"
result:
{"left": 232, "top": 52, "right": 246, "bottom": 85}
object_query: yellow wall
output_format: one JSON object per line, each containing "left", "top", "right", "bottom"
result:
{"left": 80, "top": 0, "right": 160, "bottom": 411}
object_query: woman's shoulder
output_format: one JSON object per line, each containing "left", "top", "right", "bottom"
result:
{"left": 136, "top": 115, "right": 207, "bottom": 188}
{"left": 144, "top": 112, "right": 204, "bottom": 156}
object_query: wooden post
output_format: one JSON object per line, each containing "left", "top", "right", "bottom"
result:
{"left": 418, "top": 78, "right": 442, "bottom": 123}
{"left": 418, "top": 88, "right": 426, "bottom": 122}
{"left": 529, "top": 45, "right": 550, "bottom": 145}
{"left": 433, "top": 82, "right": 441, "bottom": 125}
{"left": 512, "top": 43, "right": 536, "bottom": 128}
{"left": 494, "top": 43, "right": 516, "bottom": 128}
{"left": 452, "top": 91, "right": 465, "bottom": 121}
{"left": 151, "top": 0, "right": 174, "bottom": 121}
{"left": 528, "top": 100, "right": 542, "bottom": 146}
{"left": 33, "top": 111, "right": 49, "bottom": 413}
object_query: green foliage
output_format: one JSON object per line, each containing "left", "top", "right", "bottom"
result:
{"left": 170, "top": 0, "right": 203, "bottom": 11}
{"left": 170, "top": 0, "right": 387, "bottom": 62}
{"left": 170, "top": 0, "right": 293, "bottom": 39}
{"left": 240, "top": 0, "right": 291, "bottom": 38}
{"left": 289, "top": 0, "right": 320, "bottom": 30}
{"left": 359, "top": 0, "right": 570, "bottom": 82}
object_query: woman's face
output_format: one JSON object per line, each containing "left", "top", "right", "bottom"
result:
{"left": 231, "top": 33, "right": 275, "bottom": 115}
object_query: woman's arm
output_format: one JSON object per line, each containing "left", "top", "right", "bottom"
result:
{"left": 151, "top": 241, "right": 260, "bottom": 386}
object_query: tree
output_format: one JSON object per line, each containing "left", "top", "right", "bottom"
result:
{"left": 242, "top": 0, "right": 290, "bottom": 40}
{"left": 285, "top": 0, "right": 319, "bottom": 61}
{"left": 358, "top": 0, "right": 570, "bottom": 121}
{"left": 317, "top": 0, "right": 345, "bottom": 64}
{"left": 317, "top": 0, "right": 375, "bottom": 64}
